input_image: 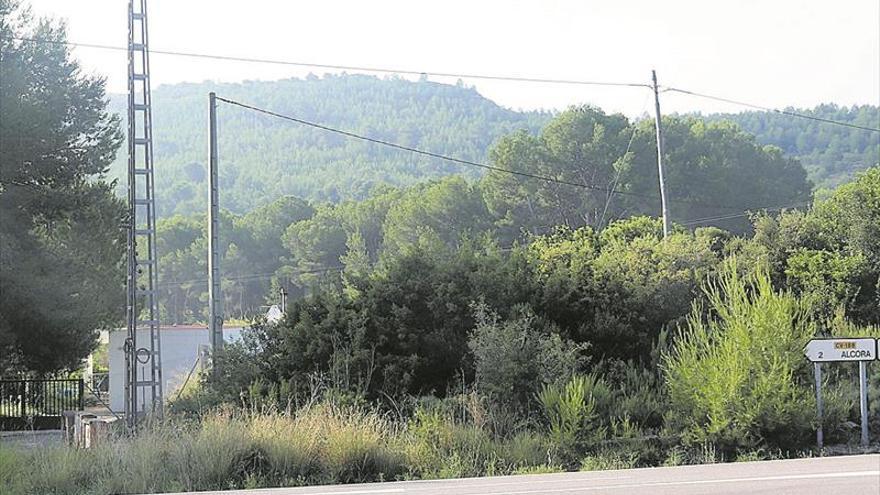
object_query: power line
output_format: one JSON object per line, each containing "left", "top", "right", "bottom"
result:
{"left": 9, "top": 36, "right": 650, "bottom": 89}
{"left": 13, "top": 36, "right": 877, "bottom": 133}
{"left": 158, "top": 266, "right": 344, "bottom": 289}
{"left": 215, "top": 96, "right": 759, "bottom": 212}
{"left": 664, "top": 87, "right": 880, "bottom": 133}
{"left": 12, "top": 32, "right": 831, "bottom": 218}
{"left": 678, "top": 202, "right": 810, "bottom": 226}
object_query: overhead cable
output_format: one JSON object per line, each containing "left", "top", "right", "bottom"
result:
{"left": 158, "top": 265, "right": 344, "bottom": 289}
{"left": 678, "top": 202, "right": 810, "bottom": 226}
{"left": 664, "top": 87, "right": 880, "bottom": 133}
{"left": 12, "top": 37, "right": 876, "bottom": 132}
{"left": 215, "top": 95, "right": 761, "bottom": 212}
{"left": 9, "top": 36, "right": 650, "bottom": 88}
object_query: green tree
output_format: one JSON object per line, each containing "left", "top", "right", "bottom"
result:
{"left": 481, "top": 110, "right": 813, "bottom": 236}
{"left": 0, "top": 2, "right": 125, "bottom": 373}
{"left": 623, "top": 118, "right": 813, "bottom": 232}
{"left": 664, "top": 259, "right": 816, "bottom": 452}
{"left": 469, "top": 303, "right": 586, "bottom": 413}
{"left": 706, "top": 104, "right": 879, "bottom": 189}
{"left": 482, "top": 106, "right": 632, "bottom": 236}
{"left": 526, "top": 218, "right": 721, "bottom": 361}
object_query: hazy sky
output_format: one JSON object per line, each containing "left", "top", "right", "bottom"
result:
{"left": 25, "top": 0, "right": 880, "bottom": 117}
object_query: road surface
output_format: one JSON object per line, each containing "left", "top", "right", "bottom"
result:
{"left": 166, "top": 454, "right": 879, "bottom": 495}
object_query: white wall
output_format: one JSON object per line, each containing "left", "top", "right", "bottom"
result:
{"left": 108, "top": 327, "right": 242, "bottom": 412}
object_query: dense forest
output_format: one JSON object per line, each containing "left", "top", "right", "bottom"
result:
{"left": 106, "top": 76, "right": 878, "bottom": 218}
{"left": 153, "top": 105, "right": 814, "bottom": 324}
{"left": 706, "top": 104, "right": 879, "bottom": 189}
{"left": 106, "top": 76, "right": 550, "bottom": 216}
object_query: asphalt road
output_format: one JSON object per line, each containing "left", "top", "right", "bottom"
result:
{"left": 168, "top": 454, "right": 879, "bottom": 495}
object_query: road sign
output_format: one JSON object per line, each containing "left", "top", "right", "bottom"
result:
{"left": 804, "top": 338, "right": 876, "bottom": 362}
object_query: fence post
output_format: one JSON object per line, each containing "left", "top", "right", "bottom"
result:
{"left": 78, "top": 379, "right": 84, "bottom": 411}
{"left": 20, "top": 381, "right": 26, "bottom": 419}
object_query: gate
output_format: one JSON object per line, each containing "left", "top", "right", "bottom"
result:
{"left": 0, "top": 379, "right": 84, "bottom": 430}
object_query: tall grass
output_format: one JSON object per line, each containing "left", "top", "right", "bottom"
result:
{"left": 1, "top": 405, "right": 407, "bottom": 495}
{"left": 2, "top": 401, "right": 565, "bottom": 495}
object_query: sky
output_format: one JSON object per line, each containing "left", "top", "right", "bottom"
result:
{"left": 23, "top": 0, "right": 880, "bottom": 118}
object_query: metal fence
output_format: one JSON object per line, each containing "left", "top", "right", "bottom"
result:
{"left": 0, "top": 379, "right": 84, "bottom": 430}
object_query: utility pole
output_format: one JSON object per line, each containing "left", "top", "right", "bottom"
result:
{"left": 208, "top": 92, "right": 223, "bottom": 355}
{"left": 651, "top": 70, "right": 670, "bottom": 238}
{"left": 279, "top": 286, "right": 288, "bottom": 313}
{"left": 125, "top": 0, "right": 163, "bottom": 428}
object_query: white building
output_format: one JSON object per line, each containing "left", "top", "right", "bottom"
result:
{"left": 266, "top": 305, "right": 283, "bottom": 323}
{"left": 108, "top": 325, "right": 243, "bottom": 412}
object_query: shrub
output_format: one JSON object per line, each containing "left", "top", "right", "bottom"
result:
{"left": 498, "top": 431, "right": 551, "bottom": 468}
{"left": 594, "top": 360, "right": 666, "bottom": 430}
{"left": 663, "top": 258, "right": 816, "bottom": 452}
{"left": 469, "top": 303, "right": 587, "bottom": 415}
{"left": 579, "top": 450, "right": 639, "bottom": 471}
{"left": 404, "top": 407, "right": 498, "bottom": 479}
{"left": 538, "top": 374, "right": 607, "bottom": 463}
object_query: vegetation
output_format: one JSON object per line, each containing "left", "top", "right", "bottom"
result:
{"left": 153, "top": 106, "right": 815, "bottom": 324}
{"left": 707, "top": 105, "right": 879, "bottom": 189}
{"left": 664, "top": 260, "right": 816, "bottom": 452}
{"left": 0, "top": 0, "right": 125, "bottom": 374}
{"left": 105, "top": 76, "right": 550, "bottom": 216}
{"left": 104, "top": 78, "right": 877, "bottom": 219}
{"left": 3, "top": 2, "right": 880, "bottom": 493}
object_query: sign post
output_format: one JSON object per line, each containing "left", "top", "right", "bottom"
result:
{"left": 804, "top": 338, "right": 877, "bottom": 449}
{"left": 859, "top": 361, "right": 869, "bottom": 447}
{"left": 814, "top": 362, "right": 823, "bottom": 449}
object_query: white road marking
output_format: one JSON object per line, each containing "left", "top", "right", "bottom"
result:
{"left": 402, "top": 475, "right": 630, "bottom": 489}
{"left": 292, "top": 490, "right": 405, "bottom": 495}
{"left": 453, "top": 470, "right": 880, "bottom": 495}
{"left": 229, "top": 489, "right": 404, "bottom": 495}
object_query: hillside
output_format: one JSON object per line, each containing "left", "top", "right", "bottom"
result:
{"left": 107, "top": 75, "right": 550, "bottom": 216}
{"left": 107, "top": 76, "right": 878, "bottom": 217}
{"left": 704, "top": 104, "right": 879, "bottom": 189}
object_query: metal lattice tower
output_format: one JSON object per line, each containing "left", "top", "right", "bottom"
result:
{"left": 124, "top": 0, "right": 163, "bottom": 426}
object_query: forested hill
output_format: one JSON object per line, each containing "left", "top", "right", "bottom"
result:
{"left": 107, "top": 75, "right": 878, "bottom": 217}
{"left": 703, "top": 104, "right": 879, "bottom": 189}
{"left": 107, "top": 75, "right": 550, "bottom": 216}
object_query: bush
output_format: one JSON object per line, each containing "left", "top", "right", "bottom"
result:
{"left": 663, "top": 258, "right": 816, "bottom": 452}
{"left": 579, "top": 450, "right": 638, "bottom": 471}
{"left": 538, "top": 374, "right": 607, "bottom": 464}
{"left": 403, "top": 407, "right": 498, "bottom": 479}
{"left": 469, "top": 303, "right": 587, "bottom": 414}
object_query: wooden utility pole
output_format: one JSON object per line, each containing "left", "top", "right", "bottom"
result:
{"left": 651, "top": 70, "right": 670, "bottom": 238}
{"left": 208, "top": 92, "right": 223, "bottom": 355}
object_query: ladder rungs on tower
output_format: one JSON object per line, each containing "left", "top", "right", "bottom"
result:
{"left": 125, "top": 0, "right": 163, "bottom": 427}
